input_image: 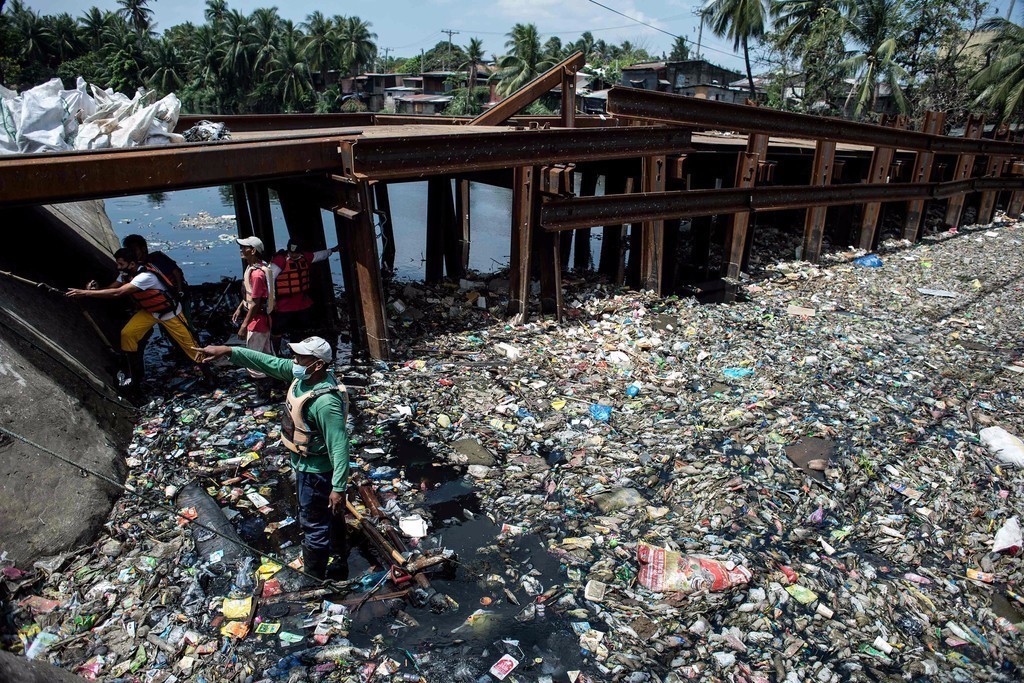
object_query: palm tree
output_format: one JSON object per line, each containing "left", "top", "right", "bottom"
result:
{"left": 770, "top": 0, "right": 855, "bottom": 46}
{"left": 44, "top": 12, "right": 82, "bottom": 62}
{"left": 79, "top": 7, "right": 119, "bottom": 51}
{"left": 269, "top": 32, "right": 313, "bottom": 110}
{"left": 250, "top": 7, "right": 281, "bottom": 76}
{"left": 10, "top": 5, "right": 51, "bottom": 63}
{"left": 704, "top": 0, "right": 768, "bottom": 96}
{"left": 495, "top": 23, "right": 551, "bottom": 97}
{"left": 337, "top": 16, "right": 377, "bottom": 76}
{"left": 189, "top": 24, "right": 224, "bottom": 93}
{"left": 459, "top": 37, "right": 486, "bottom": 113}
{"left": 302, "top": 11, "right": 336, "bottom": 89}
{"left": 146, "top": 37, "right": 184, "bottom": 92}
{"left": 971, "top": 16, "right": 1024, "bottom": 122}
{"left": 840, "top": 0, "right": 908, "bottom": 118}
{"left": 204, "top": 0, "right": 228, "bottom": 26}
{"left": 219, "top": 9, "right": 254, "bottom": 93}
{"left": 116, "top": 0, "right": 154, "bottom": 37}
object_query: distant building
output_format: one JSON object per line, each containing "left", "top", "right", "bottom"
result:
{"left": 354, "top": 73, "right": 411, "bottom": 112}
{"left": 393, "top": 93, "right": 454, "bottom": 115}
{"left": 619, "top": 59, "right": 753, "bottom": 104}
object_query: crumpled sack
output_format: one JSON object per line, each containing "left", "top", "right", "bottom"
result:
{"left": 980, "top": 426, "right": 1024, "bottom": 467}
{"left": 637, "top": 543, "right": 752, "bottom": 593}
{"left": 993, "top": 516, "right": 1022, "bottom": 555}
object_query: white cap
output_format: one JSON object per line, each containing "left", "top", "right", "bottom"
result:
{"left": 288, "top": 336, "right": 332, "bottom": 362}
{"left": 236, "top": 236, "right": 264, "bottom": 254}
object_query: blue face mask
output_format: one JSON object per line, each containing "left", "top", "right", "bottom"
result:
{"left": 292, "top": 362, "right": 310, "bottom": 380}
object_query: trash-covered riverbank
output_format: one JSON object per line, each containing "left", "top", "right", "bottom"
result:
{"left": 3, "top": 215, "right": 1024, "bottom": 682}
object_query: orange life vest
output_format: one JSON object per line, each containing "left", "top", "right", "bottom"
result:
{"left": 128, "top": 265, "right": 178, "bottom": 316}
{"left": 276, "top": 254, "right": 312, "bottom": 298}
{"left": 280, "top": 377, "right": 349, "bottom": 456}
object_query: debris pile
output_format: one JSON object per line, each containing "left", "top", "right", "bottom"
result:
{"left": 3, "top": 215, "right": 1024, "bottom": 681}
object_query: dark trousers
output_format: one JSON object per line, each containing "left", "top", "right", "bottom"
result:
{"left": 295, "top": 470, "right": 346, "bottom": 558}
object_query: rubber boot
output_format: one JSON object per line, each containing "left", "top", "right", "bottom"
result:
{"left": 119, "top": 352, "right": 145, "bottom": 402}
{"left": 301, "top": 546, "right": 328, "bottom": 581}
{"left": 198, "top": 363, "right": 217, "bottom": 388}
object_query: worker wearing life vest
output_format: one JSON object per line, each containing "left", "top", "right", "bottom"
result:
{"left": 123, "top": 234, "right": 194, "bottom": 327}
{"left": 67, "top": 248, "right": 210, "bottom": 395}
{"left": 232, "top": 237, "right": 275, "bottom": 379}
{"left": 193, "top": 337, "right": 350, "bottom": 580}
{"left": 270, "top": 239, "right": 339, "bottom": 351}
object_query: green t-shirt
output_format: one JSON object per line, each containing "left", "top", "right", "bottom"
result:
{"left": 230, "top": 347, "right": 350, "bottom": 492}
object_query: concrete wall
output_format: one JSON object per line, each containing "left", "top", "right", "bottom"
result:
{"left": 0, "top": 201, "right": 134, "bottom": 566}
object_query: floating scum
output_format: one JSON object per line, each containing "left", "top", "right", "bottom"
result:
{"left": 3, "top": 213, "right": 1024, "bottom": 681}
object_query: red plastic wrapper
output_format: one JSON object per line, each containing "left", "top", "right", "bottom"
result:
{"left": 637, "top": 542, "right": 752, "bottom": 593}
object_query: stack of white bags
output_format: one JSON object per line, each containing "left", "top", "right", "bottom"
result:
{"left": 0, "top": 77, "right": 183, "bottom": 154}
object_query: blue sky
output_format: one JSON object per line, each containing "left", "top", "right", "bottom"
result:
{"left": 22, "top": 0, "right": 1020, "bottom": 74}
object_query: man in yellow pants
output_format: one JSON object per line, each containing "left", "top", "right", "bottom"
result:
{"left": 68, "top": 248, "right": 212, "bottom": 395}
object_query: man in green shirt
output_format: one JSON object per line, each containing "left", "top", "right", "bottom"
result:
{"left": 194, "top": 336, "right": 350, "bottom": 580}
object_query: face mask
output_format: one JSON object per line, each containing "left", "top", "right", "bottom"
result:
{"left": 292, "top": 363, "right": 310, "bottom": 380}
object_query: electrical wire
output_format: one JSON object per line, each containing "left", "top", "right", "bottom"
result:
{"left": 583, "top": 0, "right": 680, "bottom": 40}
{"left": 0, "top": 424, "right": 342, "bottom": 586}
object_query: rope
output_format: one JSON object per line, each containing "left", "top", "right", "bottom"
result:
{"left": 0, "top": 268, "right": 66, "bottom": 295}
{"left": 0, "top": 424, "right": 343, "bottom": 586}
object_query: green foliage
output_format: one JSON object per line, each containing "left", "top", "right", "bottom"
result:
{"left": 668, "top": 36, "right": 691, "bottom": 61}
{"left": 441, "top": 86, "right": 488, "bottom": 116}
{"left": 971, "top": 16, "right": 1024, "bottom": 122}
{"left": 705, "top": 0, "right": 769, "bottom": 95}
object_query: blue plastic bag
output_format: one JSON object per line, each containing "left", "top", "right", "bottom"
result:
{"left": 723, "top": 367, "right": 754, "bottom": 379}
{"left": 589, "top": 404, "right": 612, "bottom": 422}
{"left": 853, "top": 254, "right": 883, "bottom": 267}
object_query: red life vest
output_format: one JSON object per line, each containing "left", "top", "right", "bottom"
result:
{"left": 275, "top": 254, "right": 312, "bottom": 298}
{"left": 128, "top": 265, "right": 178, "bottom": 316}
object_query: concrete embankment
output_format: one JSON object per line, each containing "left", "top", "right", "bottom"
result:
{"left": 0, "top": 201, "right": 134, "bottom": 566}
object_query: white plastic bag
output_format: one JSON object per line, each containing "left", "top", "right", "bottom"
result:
{"left": 980, "top": 426, "right": 1024, "bottom": 467}
{"left": 993, "top": 517, "right": 1022, "bottom": 555}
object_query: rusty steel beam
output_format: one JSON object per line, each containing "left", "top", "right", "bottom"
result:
{"left": 606, "top": 88, "right": 1024, "bottom": 156}
{"left": 470, "top": 52, "right": 585, "bottom": 127}
{"left": 176, "top": 113, "right": 375, "bottom": 132}
{"left": 539, "top": 178, "right": 1024, "bottom": 232}
{"left": 943, "top": 114, "right": 985, "bottom": 229}
{"left": 339, "top": 127, "right": 692, "bottom": 181}
{"left": 0, "top": 136, "right": 349, "bottom": 207}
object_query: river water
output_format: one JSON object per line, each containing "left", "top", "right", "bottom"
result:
{"left": 105, "top": 183, "right": 601, "bottom": 286}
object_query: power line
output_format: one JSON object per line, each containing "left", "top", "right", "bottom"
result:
{"left": 583, "top": 0, "right": 681, "bottom": 41}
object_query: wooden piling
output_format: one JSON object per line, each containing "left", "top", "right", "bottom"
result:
{"left": 802, "top": 139, "right": 837, "bottom": 262}
{"left": 903, "top": 111, "right": 946, "bottom": 241}
{"left": 508, "top": 166, "right": 538, "bottom": 324}
{"left": 455, "top": 179, "right": 472, "bottom": 274}
{"left": 373, "top": 182, "right": 396, "bottom": 274}
{"left": 857, "top": 116, "right": 903, "bottom": 251}
{"left": 639, "top": 155, "right": 667, "bottom": 293}
{"left": 333, "top": 182, "right": 390, "bottom": 360}
{"left": 244, "top": 183, "right": 276, "bottom": 255}
{"left": 725, "top": 133, "right": 768, "bottom": 278}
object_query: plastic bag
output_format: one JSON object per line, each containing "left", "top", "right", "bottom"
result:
{"left": 637, "top": 543, "right": 752, "bottom": 593}
{"left": 993, "top": 517, "right": 1022, "bottom": 555}
{"left": 853, "top": 254, "right": 883, "bottom": 267}
{"left": 980, "top": 426, "right": 1024, "bottom": 467}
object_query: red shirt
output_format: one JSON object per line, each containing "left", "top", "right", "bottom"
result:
{"left": 246, "top": 266, "right": 271, "bottom": 333}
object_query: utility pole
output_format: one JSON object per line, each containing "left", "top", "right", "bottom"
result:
{"left": 693, "top": 7, "right": 707, "bottom": 60}
{"left": 381, "top": 47, "right": 392, "bottom": 73}
{"left": 441, "top": 29, "right": 460, "bottom": 71}
{"left": 420, "top": 49, "right": 425, "bottom": 74}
